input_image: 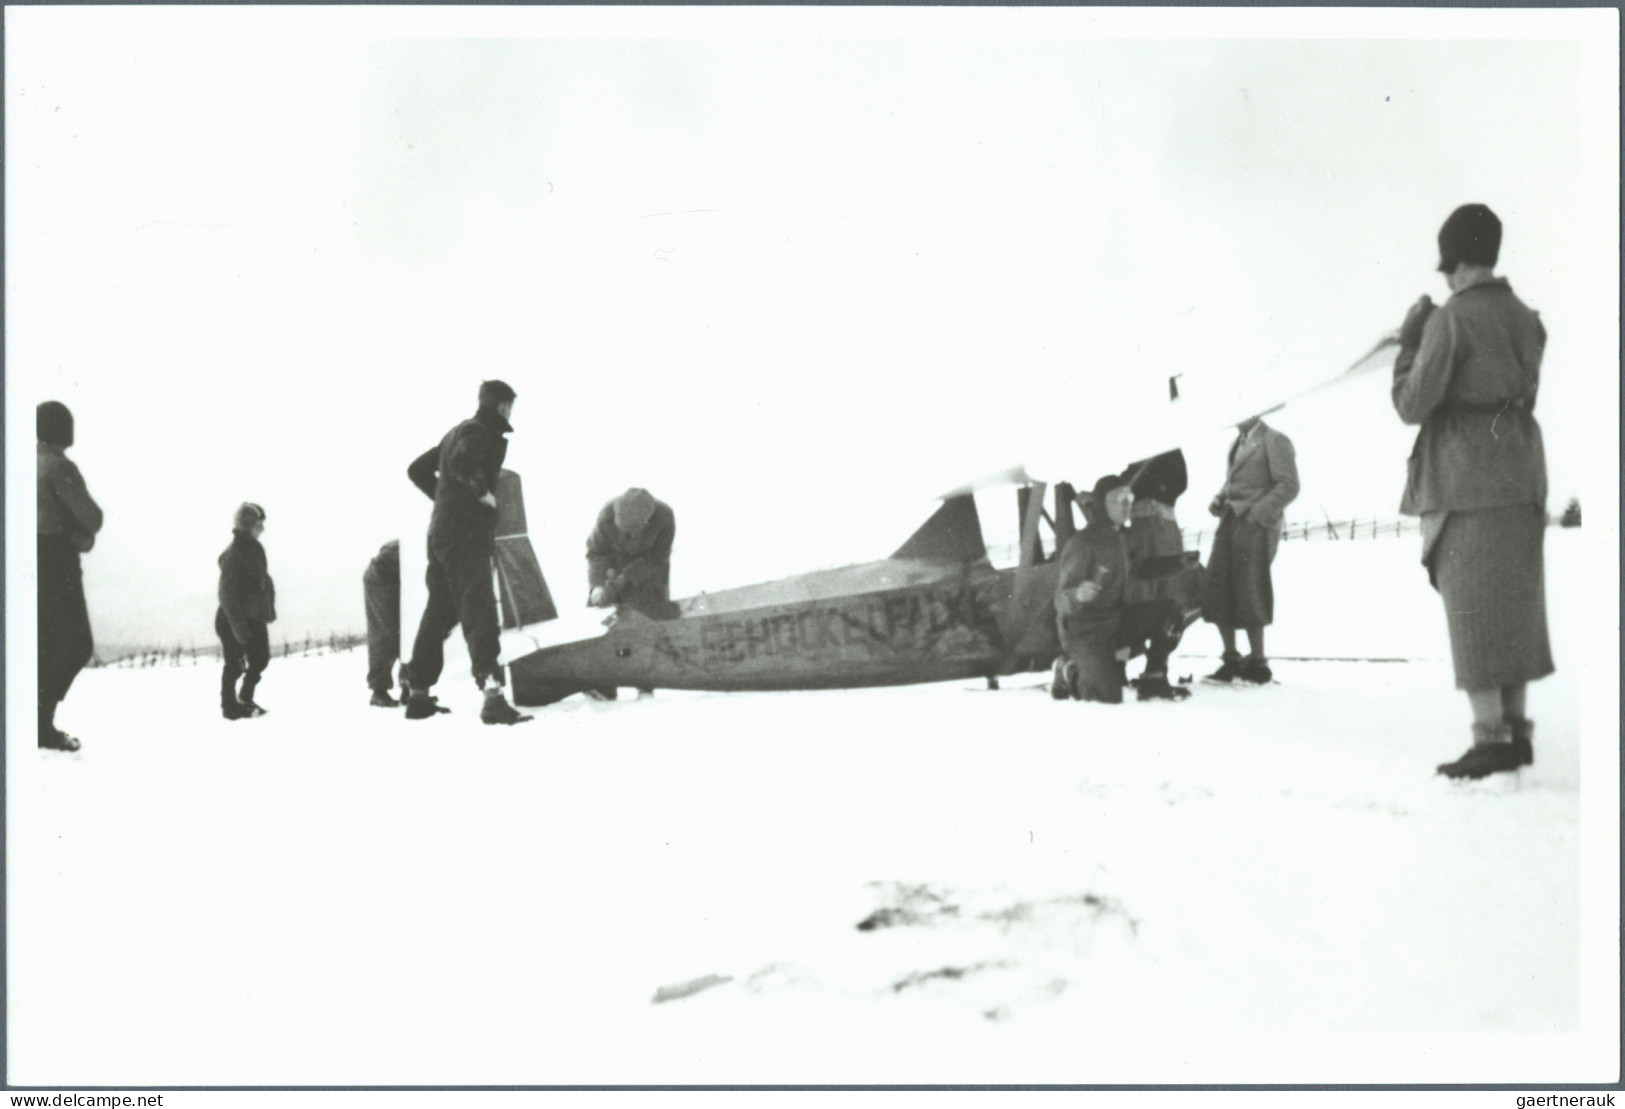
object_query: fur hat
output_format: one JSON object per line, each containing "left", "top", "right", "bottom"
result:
{"left": 233, "top": 502, "right": 267, "bottom": 532}
{"left": 1437, "top": 203, "right": 1501, "bottom": 273}
{"left": 37, "top": 401, "right": 74, "bottom": 448}
{"left": 1079, "top": 473, "right": 1128, "bottom": 525}
{"left": 613, "top": 487, "right": 657, "bottom": 532}
{"left": 478, "top": 379, "right": 517, "bottom": 408}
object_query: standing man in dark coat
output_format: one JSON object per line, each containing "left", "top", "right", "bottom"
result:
{"left": 1201, "top": 416, "right": 1300, "bottom": 684}
{"left": 217, "top": 502, "right": 276, "bottom": 719}
{"left": 37, "top": 401, "right": 103, "bottom": 751}
{"left": 586, "top": 487, "right": 677, "bottom": 617}
{"left": 404, "top": 379, "right": 531, "bottom": 725}
{"left": 363, "top": 539, "right": 402, "bottom": 707}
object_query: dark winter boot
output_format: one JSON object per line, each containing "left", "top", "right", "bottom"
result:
{"left": 404, "top": 689, "right": 447, "bottom": 720}
{"left": 1134, "top": 672, "right": 1191, "bottom": 701}
{"left": 39, "top": 705, "right": 81, "bottom": 750}
{"left": 1239, "top": 656, "right": 1273, "bottom": 685}
{"left": 222, "top": 697, "right": 247, "bottom": 721}
{"left": 1204, "top": 653, "right": 1243, "bottom": 684}
{"left": 40, "top": 730, "right": 80, "bottom": 751}
{"left": 1437, "top": 721, "right": 1522, "bottom": 780}
{"left": 1050, "top": 657, "right": 1077, "bottom": 701}
{"left": 236, "top": 700, "right": 268, "bottom": 718}
{"left": 1505, "top": 716, "right": 1535, "bottom": 767}
{"left": 370, "top": 689, "right": 401, "bottom": 708}
{"left": 480, "top": 686, "right": 534, "bottom": 726}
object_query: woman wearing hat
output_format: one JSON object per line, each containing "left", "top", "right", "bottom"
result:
{"left": 1393, "top": 203, "right": 1552, "bottom": 779}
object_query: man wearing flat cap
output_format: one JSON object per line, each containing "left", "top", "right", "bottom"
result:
{"left": 403, "top": 379, "right": 531, "bottom": 725}
{"left": 587, "top": 487, "right": 677, "bottom": 618}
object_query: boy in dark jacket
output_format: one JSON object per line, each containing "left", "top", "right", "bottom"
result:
{"left": 1053, "top": 474, "right": 1190, "bottom": 703}
{"left": 217, "top": 502, "right": 276, "bottom": 719}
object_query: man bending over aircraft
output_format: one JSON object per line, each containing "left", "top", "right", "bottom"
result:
{"left": 585, "top": 487, "right": 676, "bottom": 700}
{"left": 587, "top": 487, "right": 677, "bottom": 618}
{"left": 1054, "top": 474, "right": 1191, "bottom": 703}
{"left": 402, "top": 379, "right": 532, "bottom": 726}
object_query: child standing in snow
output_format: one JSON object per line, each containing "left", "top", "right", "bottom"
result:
{"left": 216, "top": 502, "right": 276, "bottom": 719}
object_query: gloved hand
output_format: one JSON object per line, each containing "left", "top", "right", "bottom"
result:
{"left": 1208, "top": 495, "right": 1226, "bottom": 518}
{"left": 1399, "top": 294, "right": 1435, "bottom": 350}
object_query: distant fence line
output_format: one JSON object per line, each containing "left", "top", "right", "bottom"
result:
{"left": 988, "top": 513, "right": 1572, "bottom": 568}
{"left": 92, "top": 631, "right": 368, "bottom": 670}
{"left": 1185, "top": 515, "right": 1422, "bottom": 550}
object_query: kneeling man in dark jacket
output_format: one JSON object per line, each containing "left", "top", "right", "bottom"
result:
{"left": 1054, "top": 474, "right": 1190, "bottom": 703}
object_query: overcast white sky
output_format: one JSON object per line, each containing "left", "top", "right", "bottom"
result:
{"left": 7, "top": 6, "right": 1618, "bottom": 649}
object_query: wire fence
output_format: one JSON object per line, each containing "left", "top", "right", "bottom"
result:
{"left": 989, "top": 512, "right": 1572, "bottom": 568}
{"left": 92, "top": 631, "right": 368, "bottom": 670}
{"left": 1183, "top": 515, "right": 1422, "bottom": 550}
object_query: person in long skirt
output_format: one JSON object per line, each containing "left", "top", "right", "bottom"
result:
{"left": 1392, "top": 203, "right": 1553, "bottom": 779}
{"left": 37, "top": 401, "right": 103, "bottom": 751}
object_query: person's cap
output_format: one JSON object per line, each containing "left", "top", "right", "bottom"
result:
{"left": 37, "top": 401, "right": 74, "bottom": 447}
{"left": 479, "top": 379, "right": 517, "bottom": 407}
{"left": 613, "top": 487, "right": 657, "bottom": 532}
{"left": 234, "top": 502, "right": 267, "bottom": 531}
{"left": 1437, "top": 203, "right": 1501, "bottom": 273}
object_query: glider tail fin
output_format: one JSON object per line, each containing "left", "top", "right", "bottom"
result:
{"left": 494, "top": 469, "right": 559, "bottom": 628}
{"left": 891, "top": 493, "right": 988, "bottom": 563}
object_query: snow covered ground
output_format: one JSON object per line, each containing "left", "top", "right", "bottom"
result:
{"left": 7, "top": 528, "right": 1617, "bottom": 1086}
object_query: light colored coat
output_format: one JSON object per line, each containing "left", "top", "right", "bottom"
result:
{"left": 1391, "top": 276, "right": 1547, "bottom": 516}
{"left": 1217, "top": 421, "right": 1300, "bottom": 529}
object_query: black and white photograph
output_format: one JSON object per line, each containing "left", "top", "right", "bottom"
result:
{"left": 6, "top": 4, "right": 1620, "bottom": 1093}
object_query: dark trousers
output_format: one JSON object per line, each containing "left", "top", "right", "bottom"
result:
{"left": 216, "top": 608, "right": 270, "bottom": 706}
{"left": 39, "top": 536, "right": 93, "bottom": 735}
{"left": 1062, "top": 599, "right": 1184, "bottom": 703}
{"left": 363, "top": 563, "right": 400, "bottom": 693}
{"left": 407, "top": 534, "right": 502, "bottom": 689}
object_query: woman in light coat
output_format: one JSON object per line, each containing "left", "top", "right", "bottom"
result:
{"left": 1392, "top": 203, "right": 1552, "bottom": 779}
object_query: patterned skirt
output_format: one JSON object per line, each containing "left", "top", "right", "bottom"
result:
{"left": 1422, "top": 504, "right": 1555, "bottom": 691}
